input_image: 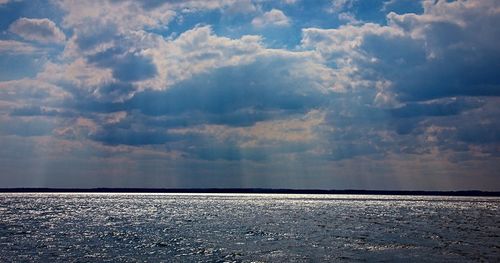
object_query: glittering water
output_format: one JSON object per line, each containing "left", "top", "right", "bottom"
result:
{"left": 0, "top": 194, "right": 499, "bottom": 262}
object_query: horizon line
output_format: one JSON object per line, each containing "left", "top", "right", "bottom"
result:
{"left": 1, "top": 188, "right": 499, "bottom": 196}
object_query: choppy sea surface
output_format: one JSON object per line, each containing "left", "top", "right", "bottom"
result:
{"left": 0, "top": 193, "right": 499, "bottom": 262}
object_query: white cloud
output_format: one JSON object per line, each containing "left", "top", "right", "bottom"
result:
{"left": 171, "top": 110, "right": 325, "bottom": 148}
{"left": 327, "top": 0, "right": 355, "bottom": 13}
{"left": 32, "top": 23, "right": 333, "bottom": 106}
{"left": 9, "top": 18, "right": 66, "bottom": 44}
{"left": 0, "top": 40, "right": 40, "bottom": 54}
{"left": 387, "top": 0, "right": 500, "bottom": 58}
{"left": 252, "top": 9, "right": 290, "bottom": 28}
{"left": 139, "top": 26, "right": 263, "bottom": 91}
{"left": 38, "top": 58, "right": 113, "bottom": 90}
{"left": 57, "top": 0, "right": 261, "bottom": 34}
{"left": 301, "top": 23, "right": 402, "bottom": 56}
{"left": 338, "top": 12, "right": 360, "bottom": 25}
{"left": 224, "top": 0, "right": 259, "bottom": 14}
{"left": 0, "top": 78, "right": 70, "bottom": 111}
{"left": 303, "top": 0, "right": 500, "bottom": 101}
{"left": 143, "top": 25, "right": 336, "bottom": 93}
{"left": 301, "top": 23, "right": 403, "bottom": 92}
{"left": 57, "top": 0, "right": 175, "bottom": 30}
{"left": 164, "top": 0, "right": 249, "bottom": 12}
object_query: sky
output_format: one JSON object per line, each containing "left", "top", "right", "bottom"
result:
{"left": 0, "top": 0, "right": 499, "bottom": 190}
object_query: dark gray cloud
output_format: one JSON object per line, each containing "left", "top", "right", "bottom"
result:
{"left": 10, "top": 105, "right": 45, "bottom": 116}
{"left": 73, "top": 24, "right": 117, "bottom": 51}
{"left": 385, "top": 3, "right": 500, "bottom": 101}
{"left": 91, "top": 128, "right": 187, "bottom": 146}
{"left": 128, "top": 59, "right": 326, "bottom": 117}
{"left": 355, "top": 26, "right": 500, "bottom": 102}
{"left": 72, "top": 56, "right": 329, "bottom": 147}
{"left": 88, "top": 49, "right": 157, "bottom": 82}
{"left": 457, "top": 122, "right": 500, "bottom": 144}
{"left": 328, "top": 142, "right": 379, "bottom": 161}
{"left": 389, "top": 98, "right": 483, "bottom": 118}
{"left": 10, "top": 105, "right": 75, "bottom": 118}
{"left": 304, "top": 1, "right": 500, "bottom": 102}
{"left": 142, "top": 110, "right": 280, "bottom": 128}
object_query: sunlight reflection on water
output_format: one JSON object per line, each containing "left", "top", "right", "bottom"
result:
{"left": 0, "top": 193, "right": 499, "bottom": 262}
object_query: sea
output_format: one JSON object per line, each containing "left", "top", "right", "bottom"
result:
{"left": 0, "top": 193, "right": 499, "bottom": 262}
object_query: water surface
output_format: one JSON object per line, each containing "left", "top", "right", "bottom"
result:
{"left": 1, "top": 193, "right": 499, "bottom": 262}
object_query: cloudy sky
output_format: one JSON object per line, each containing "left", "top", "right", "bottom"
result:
{"left": 0, "top": 0, "right": 499, "bottom": 190}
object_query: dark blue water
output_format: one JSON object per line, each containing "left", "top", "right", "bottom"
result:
{"left": 1, "top": 193, "right": 499, "bottom": 262}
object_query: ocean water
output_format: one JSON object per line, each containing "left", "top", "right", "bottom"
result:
{"left": 0, "top": 193, "right": 499, "bottom": 262}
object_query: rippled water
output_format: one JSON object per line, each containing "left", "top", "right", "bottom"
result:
{"left": 0, "top": 193, "right": 499, "bottom": 262}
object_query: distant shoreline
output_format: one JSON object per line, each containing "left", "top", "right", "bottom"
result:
{"left": 1, "top": 188, "right": 499, "bottom": 196}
